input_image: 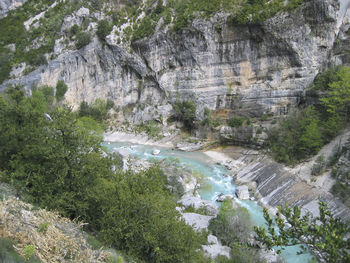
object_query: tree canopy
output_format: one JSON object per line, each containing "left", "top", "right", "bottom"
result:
{"left": 0, "top": 86, "right": 206, "bottom": 263}
{"left": 254, "top": 200, "right": 350, "bottom": 263}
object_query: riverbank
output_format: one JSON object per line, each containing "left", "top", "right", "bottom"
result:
{"left": 104, "top": 130, "right": 350, "bottom": 221}
{"left": 104, "top": 131, "right": 175, "bottom": 148}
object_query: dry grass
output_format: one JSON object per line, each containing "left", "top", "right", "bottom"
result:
{"left": 0, "top": 197, "right": 113, "bottom": 263}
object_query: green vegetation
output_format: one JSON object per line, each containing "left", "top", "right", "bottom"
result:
{"left": 135, "top": 121, "right": 162, "bottom": 139}
{"left": 254, "top": 200, "right": 350, "bottom": 263}
{"left": 78, "top": 99, "right": 115, "bottom": 123}
{"left": 208, "top": 200, "right": 263, "bottom": 263}
{"left": 0, "top": 238, "right": 40, "bottom": 263}
{"left": 38, "top": 222, "right": 50, "bottom": 234}
{"left": 23, "top": 245, "right": 35, "bottom": 261}
{"left": 97, "top": 19, "right": 113, "bottom": 42}
{"left": 228, "top": 116, "right": 245, "bottom": 128}
{"left": 229, "top": 0, "right": 304, "bottom": 25}
{"left": 132, "top": 16, "right": 155, "bottom": 41}
{"left": 0, "top": 86, "right": 207, "bottom": 263}
{"left": 172, "top": 99, "right": 197, "bottom": 131}
{"left": 209, "top": 200, "right": 252, "bottom": 246}
{"left": 55, "top": 80, "right": 68, "bottom": 101}
{"left": 0, "top": 0, "right": 82, "bottom": 84}
{"left": 202, "top": 107, "right": 212, "bottom": 126}
{"left": 268, "top": 67, "right": 350, "bottom": 164}
{"left": 76, "top": 31, "right": 91, "bottom": 49}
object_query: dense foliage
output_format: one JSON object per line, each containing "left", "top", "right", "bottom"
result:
{"left": 78, "top": 99, "right": 114, "bottom": 122}
{"left": 209, "top": 200, "right": 252, "bottom": 246}
{"left": 97, "top": 19, "right": 113, "bottom": 42}
{"left": 172, "top": 99, "right": 197, "bottom": 131}
{"left": 254, "top": 200, "right": 350, "bottom": 263}
{"left": 0, "top": 86, "right": 205, "bottom": 263}
{"left": 268, "top": 67, "right": 350, "bottom": 164}
{"left": 55, "top": 80, "right": 68, "bottom": 101}
{"left": 208, "top": 200, "right": 264, "bottom": 263}
{"left": 0, "top": 0, "right": 82, "bottom": 83}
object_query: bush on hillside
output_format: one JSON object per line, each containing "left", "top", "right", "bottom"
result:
{"left": 172, "top": 99, "right": 197, "bottom": 131}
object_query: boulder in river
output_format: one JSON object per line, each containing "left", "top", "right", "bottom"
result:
{"left": 236, "top": 185, "right": 250, "bottom": 200}
{"left": 152, "top": 149, "right": 160, "bottom": 155}
{"left": 216, "top": 194, "right": 234, "bottom": 202}
{"left": 178, "top": 194, "right": 218, "bottom": 216}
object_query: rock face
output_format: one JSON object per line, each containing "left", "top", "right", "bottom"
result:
{"left": 236, "top": 185, "right": 250, "bottom": 200}
{"left": 1, "top": 0, "right": 349, "bottom": 124}
{"left": 202, "top": 235, "right": 231, "bottom": 259}
{"left": 0, "top": 0, "right": 26, "bottom": 18}
{"left": 233, "top": 154, "right": 350, "bottom": 221}
{"left": 181, "top": 212, "right": 214, "bottom": 231}
{"left": 179, "top": 194, "right": 218, "bottom": 216}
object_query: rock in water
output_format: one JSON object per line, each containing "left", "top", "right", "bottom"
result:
{"left": 236, "top": 185, "right": 250, "bottom": 200}
{"left": 152, "top": 149, "right": 160, "bottom": 155}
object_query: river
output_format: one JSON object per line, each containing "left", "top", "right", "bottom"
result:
{"left": 103, "top": 141, "right": 315, "bottom": 263}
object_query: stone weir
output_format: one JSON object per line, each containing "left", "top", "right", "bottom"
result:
{"left": 1, "top": 0, "right": 350, "bottom": 124}
{"left": 233, "top": 153, "right": 350, "bottom": 221}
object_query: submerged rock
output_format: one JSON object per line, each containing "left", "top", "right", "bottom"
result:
{"left": 152, "top": 149, "right": 160, "bottom": 155}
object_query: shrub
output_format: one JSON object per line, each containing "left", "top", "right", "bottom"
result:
{"left": 97, "top": 19, "right": 112, "bottom": 41}
{"left": 38, "top": 222, "right": 50, "bottom": 233}
{"left": 172, "top": 99, "right": 197, "bottom": 131}
{"left": 55, "top": 80, "right": 68, "bottom": 101}
{"left": 311, "top": 155, "right": 327, "bottom": 175}
{"left": 70, "top": 24, "right": 80, "bottom": 36}
{"left": 209, "top": 199, "right": 252, "bottom": 246}
{"left": 202, "top": 107, "right": 212, "bottom": 126}
{"left": 228, "top": 116, "right": 245, "bottom": 128}
{"left": 268, "top": 107, "right": 323, "bottom": 164}
{"left": 132, "top": 17, "right": 155, "bottom": 41}
{"left": 76, "top": 32, "right": 91, "bottom": 49}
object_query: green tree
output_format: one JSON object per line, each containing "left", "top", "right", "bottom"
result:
{"left": 321, "top": 66, "right": 350, "bottom": 117}
{"left": 254, "top": 200, "right": 350, "bottom": 263}
{"left": 97, "top": 20, "right": 112, "bottom": 42}
{"left": 172, "top": 99, "right": 197, "bottom": 131}
{"left": 55, "top": 80, "right": 68, "bottom": 101}
{"left": 98, "top": 166, "right": 206, "bottom": 263}
{"left": 76, "top": 32, "right": 91, "bottom": 49}
{"left": 209, "top": 199, "right": 252, "bottom": 246}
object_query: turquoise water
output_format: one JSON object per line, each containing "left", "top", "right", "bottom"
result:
{"left": 103, "top": 141, "right": 315, "bottom": 263}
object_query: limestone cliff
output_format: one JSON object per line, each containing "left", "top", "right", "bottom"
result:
{"left": 1, "top": 0, "right": 349, "bottom": 125}
{"left": 0, "top": 0, "right": 26, "bottom": 18}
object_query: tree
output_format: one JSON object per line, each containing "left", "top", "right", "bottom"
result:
{"left": 55, "top": 80, "right": 68, "bottom": 102}
{"left": 97, "top": 20, "right": 112, "bottom": 42}
{"left": 254, "top": 200, "right": 350, "bottom": 263}
{"left": 76, "top": 32, "right": 91, "bottom": 49}
{"left": 321, "top": 66, "right": 350, "bottom": 117}
{"left": 209, "top": 199, "right": 252, "bottom": 246}
{"left": 172, "top": 99, "right": 197, "bottom": 131}
{"left": 98, "top": 166, "right": 206, "bottom": 263}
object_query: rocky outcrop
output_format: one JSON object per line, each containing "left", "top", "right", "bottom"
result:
{"left": 231, "top": 151, "right": 350, "bottom": 221}
{"left": 1, "top": 0, "right": 349, "bottom": 125}
{"left": 0, "top": 0, "right": 26, "bottom": 18}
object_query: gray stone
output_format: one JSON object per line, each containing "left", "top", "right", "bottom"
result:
{"left": 216, "top": 194, "right": 234, "bottom": 202}
{"left": 181, "top": 212, "right": 214, "bottom": 231}
{"left": 0, "top": 0, "right": 26, "bottom": 18}
{"left": 236, "top": 185, "right": 250, "bottom": 200}
{"left": 179, "top": 194, "right": 218, "bottom": 216}
{"left": 152, "top": 149, "right": 160, "bottom": 155}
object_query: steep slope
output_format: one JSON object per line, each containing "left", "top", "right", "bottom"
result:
{"left": 1, "top": 0, "right": 349, "bottom": 125}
